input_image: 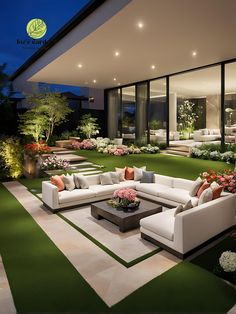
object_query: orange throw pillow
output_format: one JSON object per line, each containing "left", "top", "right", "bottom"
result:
{"left": 197, "top": 181, "right": 210, "bottom": 198}
{"left": 125, "top": 167, "right": 134, "bottom": 180}
{"left": 212, "top": 186, "right": 223, "bottom": 199}
{"left": 50, "top": 175, "right": 65, "bottom": 191}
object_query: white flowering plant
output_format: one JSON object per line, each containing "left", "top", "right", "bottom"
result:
{"left": 213, "top": 250, "right": 236, "bottom": 284}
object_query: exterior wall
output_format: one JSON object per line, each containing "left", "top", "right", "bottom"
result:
{"left": 80, "top": 87, "right": 104, "bottom": 110}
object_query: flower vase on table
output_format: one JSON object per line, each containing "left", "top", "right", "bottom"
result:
{"left": 107, "top": 188, "right": 140, "bottom": 211}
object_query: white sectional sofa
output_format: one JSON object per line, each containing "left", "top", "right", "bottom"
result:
{"left": 193, "top": 128, "right": 221, "bottom": 142}
{"left": 42, "top": 172, "right": 236, "bottom": 258}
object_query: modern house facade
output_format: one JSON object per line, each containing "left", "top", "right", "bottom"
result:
{"left": 11, "top": 0, "right": 236, "bottom": 147}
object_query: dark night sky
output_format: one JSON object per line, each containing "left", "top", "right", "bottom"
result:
{"left": 0, "top": 0, "right": 90, "bottom": 93}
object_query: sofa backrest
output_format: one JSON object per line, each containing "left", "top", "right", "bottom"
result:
{"left": 154, "top": 174, "right": 173, "bottom": 187}
{"left": 83, "top": 174, "right": 101, "bottom": 185}
{"left": 172, "top": 178, "right": 194, "bottom": 191}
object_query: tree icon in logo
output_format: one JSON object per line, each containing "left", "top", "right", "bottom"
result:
{"left": 26, "top": 19, "right": 47, "bottom": 39}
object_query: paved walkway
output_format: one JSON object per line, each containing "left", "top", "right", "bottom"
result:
{"left": 0, "top": 256, "right": 16, "bottom": 314}
{"left": 3, "top": 181, "right": 179, "bottom": 307}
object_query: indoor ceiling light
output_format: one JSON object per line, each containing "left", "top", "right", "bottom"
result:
{"left": 151, "top": 65, "right": 156, "bottom": 69}
{"left": 77, "top": 63, "right": 83, "bottom": 68}
{"left": 113, "top": 78, "right": 117, "bottom": 81}
{"left": 137, "top": 22, "right": 144, "bottom": 29}
{"left": 93, "top": 79, "right": 97, "bottom": 83}
{"left": 114, "top": 51, "right": 120, "bottom": 57}
{"left": 192, "top": 51, "right": 197, "bottom": 57}
{"left": 118, "top": 83, "right": 121, "bottom": 86}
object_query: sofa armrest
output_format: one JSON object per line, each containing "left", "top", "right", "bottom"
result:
{"left": 174, "top": 194, "right": 236, "bottom": 254}
{"left": 42, "top": 181, "right": 59, "bottom": 210}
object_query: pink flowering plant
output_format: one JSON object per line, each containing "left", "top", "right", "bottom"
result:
{"left": 108, "top": 188, "right": 140, "bottom": 209}
{"left": 40, "top": 156, "right": 69, "bottom": 170}
{"left": 71, "top": 139, "right": 96, "bottom": 150}
{"left": 200, "top": 169, "right": 236, "bottom": 194}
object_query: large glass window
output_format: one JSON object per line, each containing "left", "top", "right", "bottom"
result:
{"left": 149, "top": 79, "right": 167, "bottom": 144}
{"left": 170, "top": 66, "right": 221, "bottom": 145}
{"left": 225, "top": 62, "right": 236, "bottom": 144}
{"left": 136, "top": 82, "right": 148, "bottom": 144}
{"left": 121, "top": 86, "right": 136, "bottom": 142}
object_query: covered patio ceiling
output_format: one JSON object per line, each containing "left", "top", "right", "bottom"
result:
{"left": 19, "top": 0, "right": 236, "bottom": 89}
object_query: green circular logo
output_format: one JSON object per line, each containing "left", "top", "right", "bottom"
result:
{"left": 26, "top": 18, "right": 47, "bottom": 39}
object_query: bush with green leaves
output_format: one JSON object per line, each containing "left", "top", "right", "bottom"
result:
{"left": 0, "top": 137, "right": 23, "bottom": 178}
{"left": 77, "top": 114, "right": 100, "bottom": 139}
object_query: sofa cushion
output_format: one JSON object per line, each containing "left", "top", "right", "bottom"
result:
{"left": 174, "top": 204, "right": 184, "bottom": 216}
{"left": 189, "top": 177, "right": 204, "bottom": 197}
{"left": 140, "top": 210, "right": 175, "bottom": 241}
{"left": 154, "top": 174, "right": 173, "bottom": 187}
{"left": 62, "top": 174, "right": 75, "bottom": 191}
{"left": 59, "top": 189, "right": 96, "bottom": 204}
{"left": 110, "top": 172, "right": 120, "bottom": 184}
{"left": 198, "top": 187, "right": 213, "bottom": 205}
{"left": 133, "top": 166, "right": 146, "bottom": 181}
{"left": 100, "top": 173, "right": 113, "bottom": 185}
{"left": 212, "top": 186, "right": 223, "bottom": 200}
{"left": 50, "top": 175, "right": 65, "bottom": 191}
{"left": 158, "top": 188, "right": 191, "bottom": 204}
{"left": 197, "top": 181, "right": 210, "bottom": 198}
{"left": 76, "top": 175, "right": 89, "bottom": 189}
{"left": 125, "top": 167, "right": 134, "bottom": 180}
{"left": 90, "top": 184, "right": 119, "bottom": 196}
{"left": 173, "top": 178, "right": 194, "bottom": 191}
{"left": 140, "top": 171, "right": 154, "bottom": 183}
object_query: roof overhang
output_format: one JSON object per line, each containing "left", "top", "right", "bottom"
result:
{"left": 12, "top": 0, "right": 236, "bottom": 90}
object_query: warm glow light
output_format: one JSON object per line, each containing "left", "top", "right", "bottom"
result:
{"left": 192, "top": 51, "right": 197, "bottom": 57}
{"left": 115, "top": 51, "right": 120, "bottom": 57}
{"left": 151, "top": 65, "right": 156, "bottom": 69}
{"left": 77, "top": 64, "right": 83, "bottom": 68}
{"left": 138, "top": 22, "right": 144, "bottom": 28}
{"left": 113, "top": 78, "right": 117, "bottom": 81}
{"left": 118, "top": 83, "right": 121, "bottom": 86}
{"left": 93, "top": 79, "right": 97, "bottom": 83}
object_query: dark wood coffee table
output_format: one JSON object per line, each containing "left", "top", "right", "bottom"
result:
{"left": 91, "top": 200, "right": 162, "bottom": 232}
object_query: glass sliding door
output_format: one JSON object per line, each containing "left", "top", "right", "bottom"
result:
{"left": 149, "top": 79, "right": 167, "bottom": 144}
{"left": 225, "top": 62, "right": 236, "bottom": 144}
{"left": 136, "top": 82, "right": 148, "bottom": 144}
{"left": 170, "top": 66, "right": 221, "bottom": 145}
{"left": 107, "top": 89, "right": 121, "bottom": 139}
{"left": 121, "top": 86, "right": 136, "bottom": 142}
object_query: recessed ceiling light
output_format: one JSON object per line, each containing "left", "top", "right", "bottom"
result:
{"left": 115, "top": 51, "right": 120, "bottom": 57}
{"left": 138, "top": 22, "right": 144, "bottom": 28}
{"left": 151, "top": 65, "right": 156, "bottom": 69}
{"left": 93, "top": 79, "right": 97, "bottom": 83}
{"left": 192, "top": 51, "right": 197, "bottom": 57}
{"left": 118, "top": 83, "right": 121, "bottom": 86}
{"left": 113, "top": 78, "right": 117, "bottom": 81}
{"left": 77, "top": 63, "right": 83, "bottom": 68}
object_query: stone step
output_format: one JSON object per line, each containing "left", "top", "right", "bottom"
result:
{"left": 54, "top": 150, "right": 75, "bottom": 155}
{"left": 68, "top": 167, "right": 96, "bottom": 172}
{"left": 69, "top": 161, "right": 93, "bottom": 167}
{"left": 164, "top": 150, "right": 189, "bottom": 157}
{"left": 53, "top": 154, "right": 87, "bottom": 162}
{"left": 167, "top": 146, "right": 190, "bottom": 152}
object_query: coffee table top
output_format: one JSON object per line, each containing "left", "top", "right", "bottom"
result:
{"left": 92, "top": 199, "right": 162, "bottom": 218}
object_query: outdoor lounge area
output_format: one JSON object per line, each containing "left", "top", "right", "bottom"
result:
{"left": 1, "top": 0, "right": 236, "bottom": 313}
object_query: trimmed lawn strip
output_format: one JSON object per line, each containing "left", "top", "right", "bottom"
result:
{"left": 112, "top": 262, "right": 236, "bottom": 313}
{"left": 58, "top": 213, "right": 161, "bottom": 268}
{"left": 0, "top": 183, "right": 108, "bottom": 313}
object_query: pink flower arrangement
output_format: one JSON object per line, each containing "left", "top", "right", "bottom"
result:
{"left": 200, "top": 169, "right": 236, "bottom": 194}
{"left": 113, "top": 188, "right": 137, "bottom": 202}
{"left": 71, "top": 140, "right": 96, "bottom": 150}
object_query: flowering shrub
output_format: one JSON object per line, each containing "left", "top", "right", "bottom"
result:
{"left": 140, "top": 144, "right": 160, "bottom": 154}
{"left": 128, "top": 145, "right": 141, "bottom": 154}
{"left": 71, "top": 139, "right": 96, "bottom": 150}
{"left": 191, "top": 147, "right": 236, "bottom": 163}
{"left": 200, "top": 169, "right": 236, "bottom": 193}
{"left": 24, "top": 141, "right": 51, "bottom": 156}
{"left": 219, "top": 251, "right": 236, "bottom": 272}
{"left": 40, "top": 156, "right": 69, "bottom": 170}
{"left": 108, "top": 188, "right": 140, "bottom": 208}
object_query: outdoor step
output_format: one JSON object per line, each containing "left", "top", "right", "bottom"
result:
{"left": 53, "top": 154, "right": 87, "bottom": 162}
{"left": 49, "top": 146, "right": 68, "bottom": 152}
{"left": 67, "top": 167, "right": 96, "bottom": 172}
{"left": 68, "top": 161, "right": 93, "bottom": 167}
{"left": 54, "top": 150, "right": 75, "bottom": 155}
{"left": 164, "top": 150, "right": 189, "bottom": 157}
{"left": 167, "top": 146, "right": 190, "bottom": 152}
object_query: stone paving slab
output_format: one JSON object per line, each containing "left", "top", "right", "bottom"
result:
{"left": 0, "top": 256, "right": 16, "bottom": 314}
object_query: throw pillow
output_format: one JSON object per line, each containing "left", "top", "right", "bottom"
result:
{"left": 100, "top": 173, "right": 113, "bottom": 185}
{"left": 210, "top": 181, "right": 220, "bottom": 189}
{"left": 198, "top": 187, "right": 213, "bottom": 205}
{"left": 125, "top": 167, "right": 134, "bottom": 180}
{"left": 62, "top": 174, "right": 75, "bottom": 191}
{"left": 73, "top": 173, "right": 81, "bottom": 189}
{"left": 174, "top": 204, "right": 184, "bottom": 216}
{"left": 140, "top": 170, "right": 154, "bottom": 183}
{"left": 212, "top": 186, "right": 223, "bottom": 200}
{"left": 183, "top": 200, "right": 193, "bottom": 211}
{"left": 75, "top": 175, "right": 89, "bottom": 189}
{"left": 115, "top": 167, "right": 126, "bottom": 181}
{"left": 197, "top": 181, "right": 210, "bottom": 198}
{"left": 133, "top": 166, "right": 146, "bottom": 181}
{"left": 50, "top": 175, "right": 65, "bottom": 191}
{"left": 189, "top": 177, "right": 204, "bottom": 197}
{"left": 110, "top": 172, "right": 120, "bottom": 184}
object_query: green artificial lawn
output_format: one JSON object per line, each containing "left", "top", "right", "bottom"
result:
{"left": 1, "top": 153, "right": 235, "bottom": 312}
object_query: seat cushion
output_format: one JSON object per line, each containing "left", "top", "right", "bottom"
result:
{"left": 158, "top": 188, "right": 191, "bottom": 204}
{"left": 89, "top": 184, "right": 119, "bottom": 196}
{"left": 140, "top": 209, "right": 175, "bottom": 241}
{"left": 59, "top": 189, "right": 96, "bottom": 204}
{"left": 136, "top": 183, "right": 166, "bottom": 196}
